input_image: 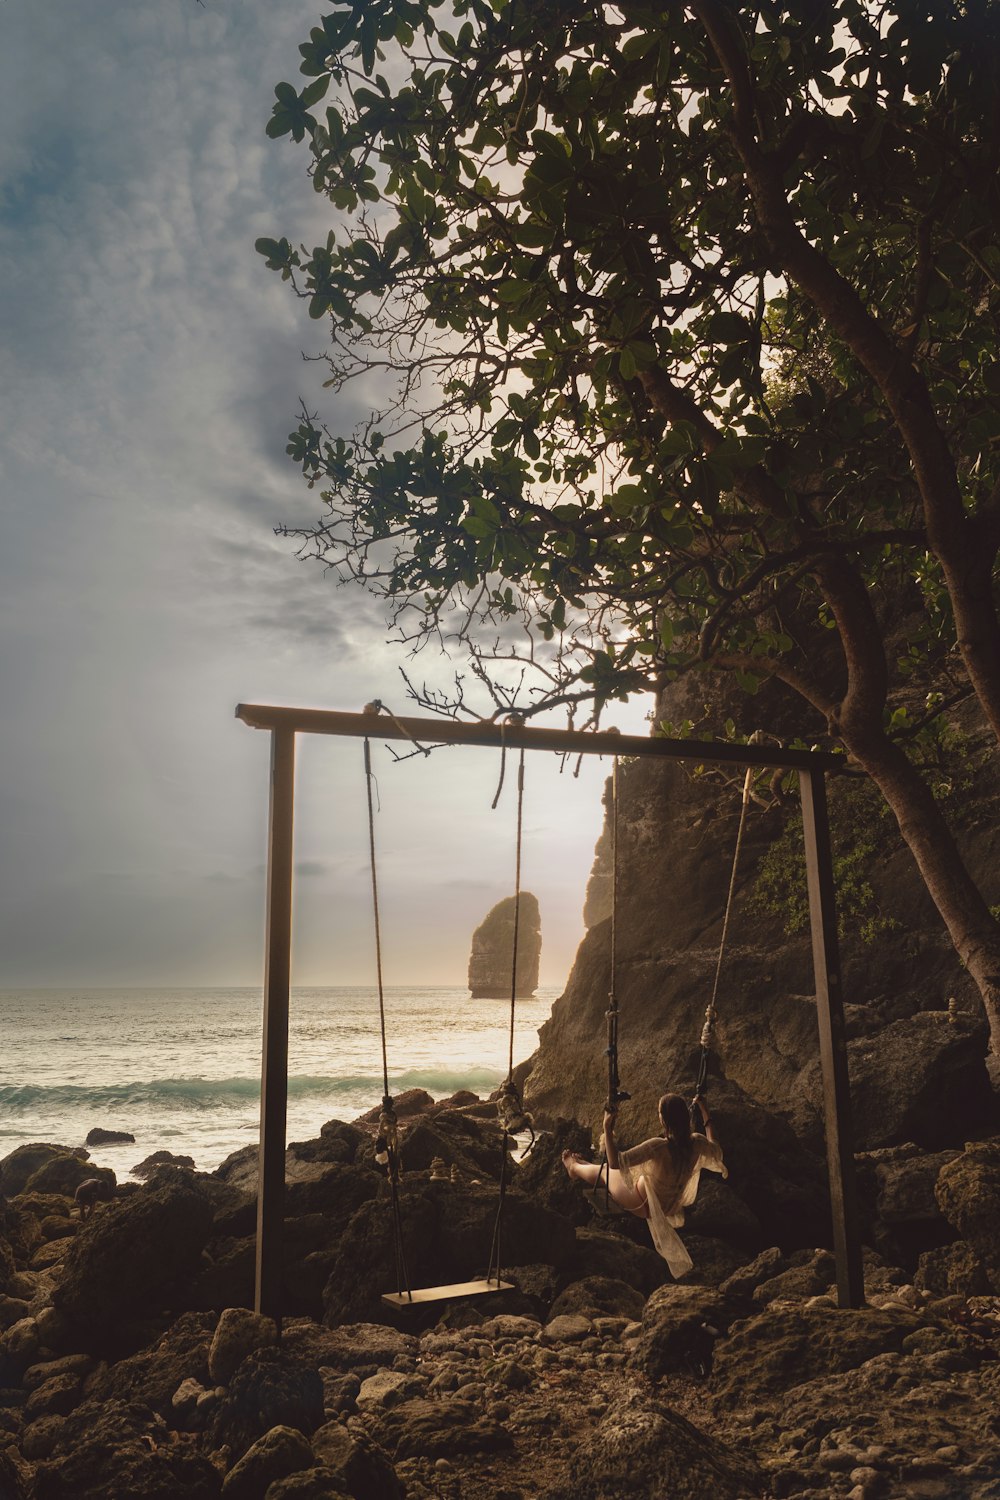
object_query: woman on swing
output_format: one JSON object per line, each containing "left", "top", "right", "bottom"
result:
{"left": 562, "top": 1093, "right": 727, "bottom": 1278}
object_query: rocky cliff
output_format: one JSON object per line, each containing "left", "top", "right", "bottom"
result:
{"left": 468, "top": 893, "right": 541, "bottom": 999}
{"left": 522, "top": 679, "right": 1000, "bottom": 1194}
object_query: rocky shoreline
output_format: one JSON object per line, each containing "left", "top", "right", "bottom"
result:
{"left": 1, "top": 1091, "right": 999, "bottom": 1499}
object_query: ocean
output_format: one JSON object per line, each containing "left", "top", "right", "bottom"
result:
{"left": 0, "top": 986, "right": 557, "bottom": 1181}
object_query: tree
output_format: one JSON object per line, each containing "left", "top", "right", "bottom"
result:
{"left": 257, "top": 0, "right": 1000, "bottom": 1048}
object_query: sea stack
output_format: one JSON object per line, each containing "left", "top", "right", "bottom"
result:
{"left": 468, "top": 892, "right": 541, "bottom": 998}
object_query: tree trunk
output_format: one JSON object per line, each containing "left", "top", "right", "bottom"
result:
{"left": 838, "top": 723, "right": 1000, "bottom": 1052}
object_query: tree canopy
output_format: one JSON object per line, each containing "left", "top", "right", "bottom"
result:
{"left": 258, "top": 0, "right": 1000, "bottom": 1044}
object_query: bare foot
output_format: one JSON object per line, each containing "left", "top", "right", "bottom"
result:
{"left": 561, "top": 1148, "right": 583, "bottom": 1179}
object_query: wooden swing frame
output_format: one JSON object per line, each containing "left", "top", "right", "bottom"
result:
{"left": 236, "top": 703, "right": 865, "bottom": 1322}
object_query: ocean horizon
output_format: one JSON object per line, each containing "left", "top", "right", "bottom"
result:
{"left": 0, "top": 985, "right": 558, "bottom": 1179}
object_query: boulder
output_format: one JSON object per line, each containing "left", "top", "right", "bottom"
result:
{"left": 513, "top": 1119, "right": 597, "bottom": 1226}
{"left": 831, "top": 1013, "right": 994, "bottom": 1150}
{"left": 564, "top": 1227, "right": 668, "bottom": 1297}
{"left": 84, "top": 1311, "right": 216, "bottom": 1416}
{"left": 321, "top": 1184, "right": 574, "bottom": 1325}
{"left": 353, "top": 1090, "right": 435, "bottom": 1128}
{"left": 310, "top": 1420, "right": 404, "bottom": 1498}
{"left": 85, "top": 1129, "right": 135, "bottom": 1147}
{"left": 710, "top": 1305, "right": 920, "bottom": 1409}
{"left": 468, "top": 891, "right": 541, "bottom": 997}
{"left": 934, "top": 1139, "right": 1000, "bottom": 1290}
{"left": 211, "top": 1347, "right": 324, "bottom": 1461}
{"left": 545, "top": 1387, "right": 764, "bottom": 1499}
{"left": 397, "top": 1112, "right": 508, "bottom": 1182}
{"left": 682, "top": 1175, "right": 764, "bottom": 1252}
{"left": 548, "top": 1276, "right": 645, "bottom": 1322}
{"left": 280, "top": 1321, "right": 417, "bottom": 1374}
{"left": 856, "top": 1143, "right": 962, "bottom": 1265}
{"left": 221, "top": 1424, "right": 315, "bottom": 1499}
{"left": 629, "top": 1284, "right": 733, "bottom": 1378}
{"left": 30, "top": 1398, "right": 222, "bottom": 1498}
{"left": 54, "top": 1178, "right": 215, "bottom": 1344}
{"left": 264, "top": 1469, "right": 351, "bottom": 1499}
{"left": 27, "top": 1157, "right": 113, "bottom": 1199}
{"left": 209, "top": 1307, "right": 279, "bottom": 1385}
{"left": 370, "top": 1396, "right": 513, "bottom": 1460}
{"left": 298, "top": 1121, "right": 367, "bottom": 1164}
{"left": 132, "top": 1151, "right": 196, "bottom": 1178}
{"left": 914, "top": 1241, "right": 993, "bottom": 1298}
{"left": 0, "top": 1145, "right": 89, "bottom": 1199}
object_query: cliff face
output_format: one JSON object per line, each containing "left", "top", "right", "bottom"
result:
{"left": 522, "top": 681, "right": 999, "bottom": 1164}
{"left": 468, "top": 892, "right": 541, "bottom": 998}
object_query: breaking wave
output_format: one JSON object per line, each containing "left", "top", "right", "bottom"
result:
{"left": 0, "top": 1067, "right": 504, "bottom": 1116}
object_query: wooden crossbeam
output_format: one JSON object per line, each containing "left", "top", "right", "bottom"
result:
{"left": 381, "top": 1277, "right": 515, "bottom": 1308}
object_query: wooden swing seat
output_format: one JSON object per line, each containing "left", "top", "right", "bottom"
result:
{"left": 381, "top": 1277, "right": 515, "bottom": 1308}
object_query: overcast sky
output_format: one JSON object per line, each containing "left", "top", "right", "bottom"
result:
{"left": 0, "top": 0, "right": 650, "bottom": 990}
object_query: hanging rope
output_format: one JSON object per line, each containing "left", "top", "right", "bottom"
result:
{"left": 364, "top": 737, "right": 410, "bottom": 1300}
{"left": 488, "top": 733, "right": 530, "bottom": 1285}
{"left": 595, "top": 755, "right": 629, "bottom": 1209}
{"left": 694, "top": 763, "right": 755, "bottom": 1101}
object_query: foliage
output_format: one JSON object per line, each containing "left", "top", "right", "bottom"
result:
{"left": 748, "top": 776, "right": 899, "bottom": 944}
{"left": 257, "top": 0, "right": 1000, "bottom": 737}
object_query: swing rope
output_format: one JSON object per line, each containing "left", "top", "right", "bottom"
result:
{"left": 694, "top": 764, "right": 754, "bottom": 1103}
{"left": 595, "top": 756, "right": 629, "bottom": 1209}
{"left": 364, "top": 737, "right": 410, "bottom": 1301}
{"left": 487, "top": 725, "right": 527, "bottom": 1286}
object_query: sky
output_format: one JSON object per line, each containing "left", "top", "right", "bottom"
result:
{"left": 0, "top": 0, "right": 650, "bottom": 990}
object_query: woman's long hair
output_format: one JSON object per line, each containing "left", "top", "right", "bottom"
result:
{"left": 659, "top": 1092, "right": 695, "bottom": 1175}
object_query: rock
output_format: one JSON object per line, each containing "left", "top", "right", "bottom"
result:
{"left": 682, "top": 1175, "right": 765, "bottom": 1251}
{"left": 0, "top": 1297, "right": 31, "bottom": 1332}
{"left": 85, "top": 1129, "right": 135, "bottom": 1147}
{"left": 840, "top": 1014, "right": 993, "bottom": 1151}
{"left": 353, "top": 1090, "right": 436, "bottom": 1128}
{"left": 856, "top": 1143, "right": 962, "bottom": 1265}
{"left": 0, "top": 1145, "right": 89, "bottom": 1198}
{"left": 23, "top": 1373, "right": 83, "bottom": 1421}
{"left": 84, "top": 1311, "right": 215, "bottom": 1416}
{"left": 321, "top": 1185, "right": 573, "bottom": 1325}
{"left": 935, "top": 1140, "right": 1000, "bottom": 1290}
{"left": 264, "top": 1469, "right": 352, "bottom": 1499}
{"left": 548, "top": 1276, "right": 645, "bottom": 1322}
{"left": 546, "top": 1387, "right": 764, "bottom": 1499}
{"left": 468, "top": 892, "right": 541, "bottom": 998}
{"left": 512, "top": 1120, "right": 596, "bottom": 1225}
{"left": 630, "top": 1285, "right": 732, "bottom": 1378}
{"left": 711, "top": 1305, "right": 920, "bottom": 1409}
{"left": 318, "top": 1370, "right": 360, "bottom": 1415}
{"left": 0, "top": 1447, "right": 29, "bottom": 1500}
{"left": 22, "top": 1413, "right": 68, "bottom": 1461}
{"left": 210, "top": 1307, "right": 279, "bottom": 1384}
{"left": 752, "top": 1249, "right": 837, "bottom": 1304}
{"left": 311, "top": 1419, "right": 405, "bottom": 1498}
{"left": 39, "top": 1215, "right": 75, "bottom": 1242}
{"left": 301, "top": 1121, "right": 368, "bottom": 1164}
{"left": 676, "top": 1235, "right": 748, "bottom": 1286}
{"left": 541, "top": 1313, "right": 593, "bottom": 1343}
{"left": 719, "top": 1246, "right": 786, "bottom": 1300}
{"left": 30, "top": 1397, "right": 222, "bottom": 1498}
{"left": 398, "top": 1111, "right": 508, "bottom": 1182}
{"left": 356, "top": 1369, "right": 427, "bottom": 1412}
{"left": 27, "top": 1157, "right": 114, "bottom": 1199}
{"left": 132, "top": 1151, "right": 196, "bottom": 1177}
{"left": 173, "top": 1375, "right": 211, "bottom": 1424}
{"left": 371, "top": 1396, "right": 514, "bottom": 1459}
{"left": 281, "top": 1322, "right": 417, "bottom": 1373}
{"left": 23, "top": 1353, "right": 93, "bottom": 1391}
{"left": 914, "top": 1241, "right": 992, "bottom": 1298}
{"left": 211, "top": 1346, "right": 324, "bottom": 1461}
{"left": 221, "top": 1424, "right": 316, "bottom": 1499}
{"left": 53, "top": 1172, "right": 216, "bottom": 1342}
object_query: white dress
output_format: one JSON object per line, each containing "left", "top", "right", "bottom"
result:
{"left": 618, "top": 1133, "right": 728, "bottom": 1278}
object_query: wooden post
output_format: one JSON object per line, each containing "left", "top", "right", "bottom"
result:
{"left": 800, "top": 769, "right": 865, "bottom": 1309}
{"left": 255, "top": 726, "right": 295, "bottom": 1325}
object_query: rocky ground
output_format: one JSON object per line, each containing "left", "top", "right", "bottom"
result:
{"left": 1, "top": 1095, "right": 999, "bottom": 1499}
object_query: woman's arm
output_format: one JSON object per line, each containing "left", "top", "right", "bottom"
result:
{"left": 603, "top": 1109, "right": 620, "bottom": 1169}
{"left": 693, "top": 1094, "right": 717, "bottom": 1144}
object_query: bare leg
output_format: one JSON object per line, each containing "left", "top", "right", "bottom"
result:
{"left": 561, "top": 1151, "right": 650, "bottom": 1218}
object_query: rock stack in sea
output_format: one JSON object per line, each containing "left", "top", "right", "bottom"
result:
{"left": 468, "top": 893, "right": 541, "bottom": 999}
